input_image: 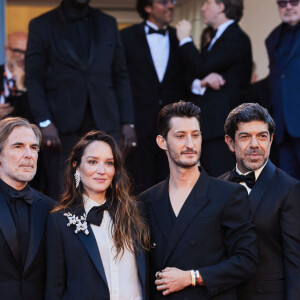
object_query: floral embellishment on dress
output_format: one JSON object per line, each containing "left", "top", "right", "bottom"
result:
{"left": 64, "top": 212, "right": 89, "bottom": 235}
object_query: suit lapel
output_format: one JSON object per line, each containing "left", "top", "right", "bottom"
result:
{"left": 76, "top": 218, "right": 108, "bottom": 287}
{"left": 161, "top": 27, "right": 176, "bottom": 86}
{"left": 23, "top": 189, "right": 49, "bottom": 274}
{"left": 148, "top": 179, "right": 173, "bottom": 241}
{"left": 135, "top": 24, "right": 160, "bottom": 83}
{"left": 135, "top": 249, "right": 146, "bottom": 295}
{"left": 87, "top": 8, "right": 98, "bottom": 67}
{"left": 0, "top": 193, "right": 20, "bottom": 263}
{"left": 162, "top": 170, "right": 211, "bottom": 266}
{"left": 0, "top": 65, "right": 4, "bottom": 94}
{"left": 249, "top": 160, "right": 276, "bottom": 216}
{"left": 54, "top": 6, "right": 85, "bottom": 69}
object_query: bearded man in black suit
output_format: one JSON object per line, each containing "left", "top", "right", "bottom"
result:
{"left": 0, "top": 117, "right": 54, "bottom": 300}
{"left": 220, "top": 103, "right": 300, "bottom": 300}
{"left": 139, "top": 101, "right": 257, "bottom": 299}
{"left": 26, "top": 0, "right": 136, "bottom": 199}
{"left": 121, "top": 0, "right": 187, "bottom": 194}
{"left": 176, "top": 0, "right": 252, "bottom": 177}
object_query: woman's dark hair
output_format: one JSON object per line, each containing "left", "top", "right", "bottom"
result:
{"left": 53, "top": 130, "right": 150, "bottom": 256}
{"left": 158, "top": 101, "right": 202, "bottom": 138}
{"left": 224, "top": 103, "right": 275, "bottom": 140}
{"left": 136, "top": 0, "right": 153, "bottom": 20}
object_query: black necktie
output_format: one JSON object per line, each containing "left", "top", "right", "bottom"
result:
{"left": 229, "top": 170, "right": 256, "bottom": 189}
{"left": 9, "top": 189, "right": 33, "bottom": 266}
{"left": 86, "top": 202, "right": 108, "bottom": 226}
{"left": 148, "top": 26, "right": 167, "bottom": 36}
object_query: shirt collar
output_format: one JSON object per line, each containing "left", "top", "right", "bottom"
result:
{"left": 215, "top": 19, "right": 234, "bottom": 40}
{"left": 235, "top": 159, "right": 268, "bottom": 181}
{"left": 83, "top": 194, "right": 106, "bottom": 214}
{"left": 145, "top": 20, "right": 168, "bottom": 34}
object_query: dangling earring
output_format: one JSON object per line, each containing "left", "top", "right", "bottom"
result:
{"left": 74, "top": 171, "right": 81, "bottom": 188}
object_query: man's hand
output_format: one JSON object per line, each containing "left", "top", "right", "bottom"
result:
{"left": 202, "top": 72, "right": 226, "bottom": 90}
{"left": 0, "top": 103, "right": 14, "bottom": 119}
{"left": 120, "top": 124, "right": 137, "bottom": 157}
{"left": 155, "top": 267, "right": 192, "bottom": 296}
{"left": 41, "top": 123, "right": 62, "bottom": 151}
{"left": 12, "top": 66, "right": 26, "bottom": 91}
{"left": 176, "top": 20, "right": 192, "bottom": 42}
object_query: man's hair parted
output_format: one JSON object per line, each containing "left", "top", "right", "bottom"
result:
{"left": 157, "top": 101, "right": 202, "bottom": 138}
{"left": 216, "top": 0, "right": 244, "bottom": 22}
{"left": 224, "top": 103, "right": 275, "bottom": 140}
{"left": 0, "top": 117, "right": 42, "bottom": 153}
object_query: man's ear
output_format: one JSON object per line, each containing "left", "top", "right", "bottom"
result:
{"left": 217, "top": 1, "right": 225, "bottom": 14}
{"left": 144, "top": 5, "right": 152, "bottom": 15}
{"left": 225, "top": 135, "right": 235, "bottom": 153}
{"left": 156, "top": 135, "right": 168, "bottom": 151}
{"left": 270, "top": 133, "right": 274, "bottom": 144}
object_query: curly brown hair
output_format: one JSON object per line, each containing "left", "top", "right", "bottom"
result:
{"left": 53, "top": 130, "right": 150, "bottom": 257}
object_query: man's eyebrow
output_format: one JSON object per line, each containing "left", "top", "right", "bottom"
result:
{"left": 11, "top": 142, "right": 39, "bottom": 147}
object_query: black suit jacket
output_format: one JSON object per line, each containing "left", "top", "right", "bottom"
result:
{"left": 26, "top": 4, "right": 134, "bottom": 137}
{"left": 265, "top": 24, "right": 300, "bottom": 144}
{"left": 0, "top": 187, "right": 54, "bottom": 300}
{"left": 45, "top": 207, "right": 148, "bottom": 300}
{"left": 220, "top": 161, "right": 300, "bottom": 300}
{"left": 181, "top": 22, "right": 252, "bottom": 141}
{"left": 0, "top": 65, "right": 34, "bottom": 122}
{"left": 121, "top": 23, "right": 186, "bottom": 138}
{"left": 139, "top": 170, "right": 258, "bottom": 299}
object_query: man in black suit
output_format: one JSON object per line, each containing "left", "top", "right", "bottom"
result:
{"left": 0, "top": 32, "right": 33, "bottom": 121}
{"left": 220, "top": 103, "right": 300, "bottom": 300}
{"left": 176, "top": 0, "right": 252, "bottom": 177}
{"left": 121, "top": 0, "right": 186, "bottom": 194}
{"left": 0, "top": 117, "right": 54, "bottom": 300}
{"left": 26, "top": 0, "right": 136, "bottom": 199}
{"left": 139, "top": 101, "right": 257, "bottom": 299}
{"left": 265, "top": 0, "right": 300, "bottom": 180}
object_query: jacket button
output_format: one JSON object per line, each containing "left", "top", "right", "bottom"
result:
{"left": 189, "top": 239, "right": 196, "bottom": 246}
{"left": 158, "top": 99, "right": 163, "bottom": 105}
{"left": 281, "top": 74, "right": 286, "bottom": 78}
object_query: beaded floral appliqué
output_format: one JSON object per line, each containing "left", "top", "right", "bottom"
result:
{"left": 64, "top": 212, "right": 89, "bottom": 235}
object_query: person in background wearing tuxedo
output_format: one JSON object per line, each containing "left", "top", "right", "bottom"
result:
{"left": 220, "top": 103, "right": 300, "bottom": 300}
{"left": 121, "top": 0, "right": 186, "bottom": 194}
{"left": 266, "top": 0, "right": 300, "bottom": 180}
{"left": 176, "top": 0, "right": 252, "bottom": 177}
{"left": 26, "top": 0, "right": 136, "bottom": 199}
{"left": 139, "top": 101, "right": 257, "bottom": 299}
{"left": 0, "top": 117, "right": 54, "bottom": 300}
{"left": 0, "top": 32, "right": 33, "bottom": 121}
{"left": 46, "top": 130, "right": 149, "bottom": 300}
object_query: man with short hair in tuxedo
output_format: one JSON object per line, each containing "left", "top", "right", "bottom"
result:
{"left": 0, "top": 117, "right": 54, "bottom": 300}
{"left": 176, "top": 0, "right": 252, "bottom": 177}
{"left": 121, "top": 0, "right": 187, "bottom": 194}
{"left": 220, "top": 103, "right": 300, "bottom": 300}
{"left": 139, "top": 101, "right": 257, "bottom": 299}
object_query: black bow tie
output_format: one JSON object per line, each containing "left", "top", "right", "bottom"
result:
{"left": 229, "top": 170, "right": 256, "bottom": 189}
{"left": 9, "top": 189, "right": 33, "bottom": 205}
{"left": 148, "top": 26, "right": 167, "bottom": 36}
{"left": 86, "top": 202, "right": 108, "bottom": 226}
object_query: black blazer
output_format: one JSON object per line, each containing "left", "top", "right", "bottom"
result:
{"left": 180, "top": 22, "right": 252, "bottom": 141}
{"left": 139, "top": 170, "right": 258, "bottom": 299}
{"left": 265, "top": 24, "right": 300, "bottom": 144}
{"left": 0, "top": 187, "right": 54, "bottom": 300}
{"left": 45, "top": 207, "right": 148, "bottom": 300}
{"left": 121, "top": 23, "right": 186, "bottom": 138}
{"left": 26, "top": 5, "right": 134, "bottom": 137}
{"left": 220, "top": 161, "right": 300, "bottom": 300}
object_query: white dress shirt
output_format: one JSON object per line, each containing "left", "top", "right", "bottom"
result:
{"left": 145, "top": 20, "right": 170, "bottom": 83}
{"left": 235, "top": 160, "right": 268, "bottom": 194}
{"left": 83, "top": 195, "right": 143, "bottom": 300}
{"left": 0, "top": 65, "right": 14, "bottom": 104}
{"left": 191, "top": 19, "right": 235, "bottom": 95}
